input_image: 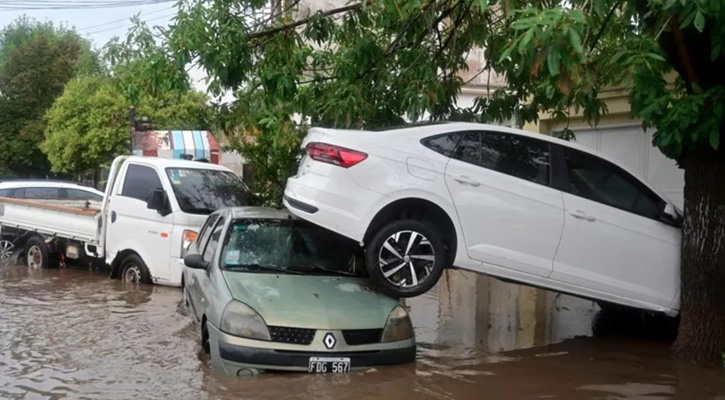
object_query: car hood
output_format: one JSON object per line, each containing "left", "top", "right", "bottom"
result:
{"left": 222, "top": 272, "right": 399, "bottom": 330}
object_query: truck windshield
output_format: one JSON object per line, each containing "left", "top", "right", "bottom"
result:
{"left": 221, "top": 218, "right": 365, "bottom": 276}
{"left": 165, "top": 168, "right": 248, "bottom": 215}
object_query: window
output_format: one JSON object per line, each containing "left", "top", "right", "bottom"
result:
{"left": 452, "top": 132, "right": 481, "bottom": 165}
{"left": 0, "top": 189, "right": 12, "bottom": 197}
{"left": 66, "top": 189, "right": 103, "bottom": 202}
{"left": 203, "top": 221, "right": 224, "bottom": 263}
{"left": 121, "top": 164, "right": 163, "bottom": 202}
{"left": 165, "top": 168, "right": 248, "bottom": 215}
{"left": 563, "top": 147, "right": 665, "bottom": 219}
{"left": 479, "top": 132, "right": 551, "bottom": 186}
{"left": 422, "top": 133, "right": 462, "bottom": 157}
{"left": 24, "top": 187, "right": 61, "bottom": 200}
{"left": 196, "top": 214, "right": 220, "bottom": 253}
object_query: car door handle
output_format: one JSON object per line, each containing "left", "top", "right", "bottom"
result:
{"left": 569, "top": 210, "right": 596, "bottom": 222}
{"left": 453, "top": 176, "right": 481, "bottom": 187}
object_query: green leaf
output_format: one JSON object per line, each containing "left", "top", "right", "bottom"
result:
{"left": 547, "top": 51, "right": 560, "bottom": 76}
{"left": 710, "top": 129, "right": 720, "bottom": 150}
{"left": 694, "top": 11, "right": 705, "bottom": 32}
{"left": 518, "top": 29, "right": 535, "bottom": 53}
{"left": 664, "top": 0, "right": 677, "bottom": 9}
{"left": 569, "top": 29, "right": 583, "bottom": 53}
{"left": 711, "top": 43, "right": 722, "bottom": 62}
{"left": 645, "top": 53, "right": 666, "bottom": 62}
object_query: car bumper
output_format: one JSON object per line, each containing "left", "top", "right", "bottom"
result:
{"left": 208, "top": 323, "right": 416, "bottom": 375}
{"left": 284, "top": 175, "right": 382, "bottom": 243}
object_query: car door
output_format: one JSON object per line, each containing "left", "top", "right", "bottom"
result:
{"left": 106, "top": 163, "right": 173, "bottom": 281}
{"left": 444, "top": 131, "right": 565, "bottom": 278}
{"left": 550, "top": 145, "right": 680, "bottom": 309}
{"left": 186, "top": 213, "right": 222, "bottom": 321}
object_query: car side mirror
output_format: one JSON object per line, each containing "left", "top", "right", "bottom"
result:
{"left": 661, "top": 203, "right": 682, "bottom": 227}
{"left": 184, "top": 253, "right": 209, "bottom": 270}
{"left": 147, "top": 189, "right": 171, "bottom": 216}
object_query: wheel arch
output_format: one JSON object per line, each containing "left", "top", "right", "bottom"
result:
{"left": 363, "top": 197, "right": 458, "bottom": 266}
{"left": 110, "top": 249, "right": 143, "bottom": 279}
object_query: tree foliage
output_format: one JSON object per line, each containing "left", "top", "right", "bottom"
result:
{"left": 42, "top": 75, "right": 210, "bottom": 177}
{"left": 0, "top": 16, "right": 101, "bottom": 178}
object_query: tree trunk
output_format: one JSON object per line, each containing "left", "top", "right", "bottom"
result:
{"left": 673, "top": 145, "right": 725, "bottom": 365}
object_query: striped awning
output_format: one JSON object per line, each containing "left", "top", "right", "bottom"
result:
{"left": 132, "top": 130, "right": 221, "bottom": 164}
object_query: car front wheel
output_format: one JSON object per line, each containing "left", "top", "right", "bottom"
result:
{"left": 365, "top": 219, "right": 447, "bottom": 298}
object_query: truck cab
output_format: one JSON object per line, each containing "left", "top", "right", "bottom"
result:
{"left": 103, "top": 156, "right": 248, "bottom": 286}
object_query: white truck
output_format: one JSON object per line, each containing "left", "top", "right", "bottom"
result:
{"left": 0, "top": 155, "right": 248, "bottom": 286}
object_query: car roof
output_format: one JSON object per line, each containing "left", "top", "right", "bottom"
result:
{"left": 123, "top": 156, "right": 233, "bottom": 172}
{"left": 0, "top": 180, "right": 102, "bottom": 193}
{"left": 224, "top": 207, "right": 292, "bottom": 220}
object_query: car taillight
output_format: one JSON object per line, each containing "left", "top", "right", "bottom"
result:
{"left": 306, "top": 142, "right": 368, "bottom": 168}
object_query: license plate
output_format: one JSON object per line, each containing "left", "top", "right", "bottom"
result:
{"left": 308, "top": 357, "right": 351, "bottom": 374}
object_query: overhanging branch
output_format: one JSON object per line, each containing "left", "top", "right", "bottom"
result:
{"left": 247, "top": 3, "right": 362, "bottom": 40}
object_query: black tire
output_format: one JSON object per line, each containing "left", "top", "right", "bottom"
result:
{"left": 119, "top": 254, "right": 152, "bottom": 284}
{"left": 26, "top": 236, "right": 58, "bottom": 269}
{"left": 365, "top": 219, "right": 447, "bottom": 298}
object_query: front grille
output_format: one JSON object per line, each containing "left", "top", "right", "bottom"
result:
{"left": 269, "top": 326, "right": 316, "bottom": 345}
{"left": 342, "top": 329, "right": 383, "bottom": 345}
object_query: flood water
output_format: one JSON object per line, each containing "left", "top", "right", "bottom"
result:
{"left": 1, "top": 263, "right": 724, "bottom": 400}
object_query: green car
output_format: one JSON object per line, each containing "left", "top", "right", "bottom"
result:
{"left": 182, "top": 207, "right": 416, "bottom": 376}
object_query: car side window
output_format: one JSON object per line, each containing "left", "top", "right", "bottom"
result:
{"left": 24, "top": 187, "right": 61, "bottom": 199}
{"left": 203, "top": 220, "right": 225, "bottom": 264}
{"left": 452, "top": 132, "right": 481, "bottom": 165}
{"left": 422, "top": 133, "right": 463, "bottom": 157}
{"left": 0, "top": 189, "right": 12, "bottom": 197}
{"left": 479, "top": 131, "right": 551, "bottom": 186}
{"left": 563, "top": 147, "right": 665, "bottom": 219}
{"left": 66, "top": 189, "right": 102, "bottom": 201}
{"left": 121, "top": 164, "right": 163, "bottom": 202}
{"left": 196, "top": 214, "right": 220, "bottom": 253}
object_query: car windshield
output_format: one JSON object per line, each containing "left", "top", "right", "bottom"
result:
{"left": 166, "top": 168, "right": 248, "bottom": 215}
{"left": 221, "top": 218, "right": 365, "bottom": 276}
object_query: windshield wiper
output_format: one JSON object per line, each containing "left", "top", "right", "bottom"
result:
{"left": 286, "top": 265, "right": 362, "bottom": 277}
{"left": 225, "top": 264, "right": 303, "bottom": 275}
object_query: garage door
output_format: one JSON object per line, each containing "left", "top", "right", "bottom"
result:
{"left": 570, "top": 125, "right": 684, "bottom": 208}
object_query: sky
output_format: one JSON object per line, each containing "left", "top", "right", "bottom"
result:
{"left": 0, "top": 1, "right": 209, "bottom": 92}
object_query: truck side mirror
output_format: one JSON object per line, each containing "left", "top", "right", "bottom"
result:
{"left": 184, "top": 253, "right": 209, "bottom": 270}
{"left": 147, "top": 189, "right": 171, "bottom": 216}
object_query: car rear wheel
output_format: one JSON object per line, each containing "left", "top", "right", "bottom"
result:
{"left": 365, "top": 219, "right": 447, "bottom": 298}
{"left": 120, "top": 254, "right": 151, "bottom": 284}
{"left": 26, "top": 236, "right": 58, "bottom": 269}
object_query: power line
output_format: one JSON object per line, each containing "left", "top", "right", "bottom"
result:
{"left": 85, "top": 12, "right": 176, "bottom": 35}
{"left": 76, "top": 5, "right": 174, "bottom": 31}
{"left": 0, "top": 0, "right": 175, "bottom": 11}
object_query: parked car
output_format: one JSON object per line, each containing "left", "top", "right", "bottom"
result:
{"left": 0, "top": 180, "right": 104, "bottom": 203}
{"left": 182, "top": 207, "right": 416, "bottom": 375}
{"left": 283, "top": 122, "right": 683, "bottom": 316}
{"left": 0, "top": 156, "right": 249, "bottom": 285}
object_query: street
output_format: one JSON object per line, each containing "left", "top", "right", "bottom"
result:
{"left": 1, "top": 262, "right": 723, "bottom": 400}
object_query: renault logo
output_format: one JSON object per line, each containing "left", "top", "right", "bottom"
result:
{"left": 323, "top": 332, "right": 336, "bottom": 349}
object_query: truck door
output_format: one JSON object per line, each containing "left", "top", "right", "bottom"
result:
{"left": 106, "top": 162, "right": 174, "bottom": 283}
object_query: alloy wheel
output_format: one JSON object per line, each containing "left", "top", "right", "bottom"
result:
{"left": 0, "top": 240, "right": 14, "bottom": 261}
{"left": 377, "top": 230, "right": 435, "bottom": 288}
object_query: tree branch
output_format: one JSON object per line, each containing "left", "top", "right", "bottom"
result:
{"left": 247, "top": 3, "right": 361, "bottom": 40}
{"left": 589, "top": 0, "right": 623, "bottom": 52}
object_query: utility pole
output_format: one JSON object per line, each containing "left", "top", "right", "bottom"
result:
{"left": 129, "top": 106, "right": 136, "bottom": 154}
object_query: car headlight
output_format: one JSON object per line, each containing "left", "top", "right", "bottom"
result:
{"left": 181, "top": 230, "right": 197, "bottom": 256}
{"left": 220, "top": 301, "right": 271, "bottom": 341}
{"left": 381, "top": 305, "right": 414, "bottom": 342}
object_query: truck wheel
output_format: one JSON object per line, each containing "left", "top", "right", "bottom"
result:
{"left": 26, "top": 236, "right": 58, "bottom": 269}
{"left": 365, "top": 219, "right": 447, "bottom": 298}
{"left": 120, "top": 254, "right": 151, "bottom": 284}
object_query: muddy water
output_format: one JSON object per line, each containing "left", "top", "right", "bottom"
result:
{"left": 1, "top": 264, "right": 724, "bottom": 400}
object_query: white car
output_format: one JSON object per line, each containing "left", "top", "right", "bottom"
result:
{"left": 0, "top": 180, "right": 104, "bottom": 203}
{"left": 284, "top": 122, "right": 682, "bottom": 316}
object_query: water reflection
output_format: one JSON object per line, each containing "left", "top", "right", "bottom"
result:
{"left": 0, "top": 263, "right": 723, "bottom": 400}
